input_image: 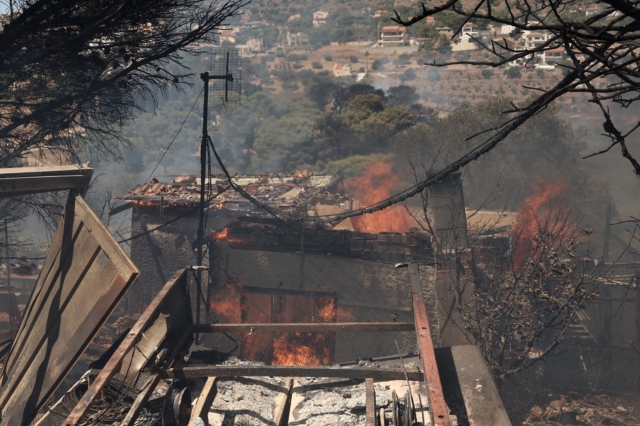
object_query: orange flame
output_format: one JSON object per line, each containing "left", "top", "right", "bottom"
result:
{"left": 209, "top": 278, "right": 244, "bottom": 323}
{"left": 175, "top": 174, "right": 190, "bottom": 183}
{"left": 213, "top": 227, "right": 248, "bottom": 244}
{"left": 213, "top": 227, "right": 229, "bottom": 241}
{"left": 270, "top": 296, "right": 337, "bottom": 366}
{"left": 344, "top": 161, "right": 411, "bottom": 233}
{"left": 511, "top": 180, "right": 565, "bottom": 269}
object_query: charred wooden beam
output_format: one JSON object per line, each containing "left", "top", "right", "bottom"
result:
{"left": 63, "top": 268, "right": 188, "bottom": 426}
{"left": 189, "top": 376, "right": 218, "bottom": 426}
{"left": 409, "top": 263, "right": 450, "bottom": 426}
{"left": 191, "top": 322, "right": 415, "bottom": 334}
{"left": 163, "top": 366, "right": 425, "bottom": 382}
{"left": 366, "top": 378, "right": 376, "bottom": 426}
{"left": 120, "top": 374, "right": 162, "bottom": 426}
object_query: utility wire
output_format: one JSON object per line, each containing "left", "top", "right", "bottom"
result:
{"left": 116, "top": 185, "right": 230, "bottom": 244}
{"left": 145, "top": 87, "right": 204, "bottom": 183}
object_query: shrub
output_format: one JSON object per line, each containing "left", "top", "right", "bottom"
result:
{"left": 311, "top": 61, "right": 323, "bottom": 69}
{"left": 349, "top": 55, "right": 358, "bottom": 63}
{"left": 324, "top": 55, "right": 333, "bottom": 61}
{"left": 481, "top": 69, "right": 494, "bottom": 79}
{"left": 427, "top": 67, "right": 441, "bottom": 81}
{"left": 506, "top": 67, "right": 521, "bottom": 79}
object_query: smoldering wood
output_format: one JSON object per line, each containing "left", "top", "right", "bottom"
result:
{"left": 162, "top": 366, "right": 425, "bottom": 381}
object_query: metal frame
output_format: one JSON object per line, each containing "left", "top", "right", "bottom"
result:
{"left": 53, "top": 263, "right": 450, "bottom": 426}
{"left": 63, "top": 268, "right": 192, "bottom": 425}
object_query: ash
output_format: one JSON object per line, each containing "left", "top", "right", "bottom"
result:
{"left": 291, "top": 377, "right": 392, "bottom": 426}
{"left": 204, "top": 357, "right": 289, "bottom": 426}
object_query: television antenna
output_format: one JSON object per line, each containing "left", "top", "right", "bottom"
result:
{"left": 195, "top": 48, "right": 241, "bottom": 340}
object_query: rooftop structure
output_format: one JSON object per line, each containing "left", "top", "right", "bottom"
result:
{"left": 380, "top": 26, "right": 408, "bottom": 47}
{"left": 118, "top": 172, "right": 344, "bottom": 219}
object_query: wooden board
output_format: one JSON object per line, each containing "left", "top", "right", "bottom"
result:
{"left": 0, "top": 192, "right": 139, "bottom": 426}
{"left": 0, "top": 165, "right": 92, "bottom": 198}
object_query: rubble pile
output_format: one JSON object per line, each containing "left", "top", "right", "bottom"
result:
{"left": 120, "top": 173, "right": 346, "bottom": 218}
{"left": 290, "top": 377, "right": 392, "bottom": 426}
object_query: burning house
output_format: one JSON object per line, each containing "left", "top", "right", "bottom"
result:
{"left": 0, "top": 166, "right": 513, "bottom": 426}
{"left": 113, "top": 171, "right": 476, "bottom": 362}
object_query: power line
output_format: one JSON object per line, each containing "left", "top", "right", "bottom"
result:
{"left": 145, "top": 87, "right": 204, "bottom": 183}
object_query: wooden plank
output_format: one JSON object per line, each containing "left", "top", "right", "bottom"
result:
{"left": 192, "top": 322, "right": 415, "bottom": 334}
{"left": 380, "top": 408, "right": 386, "bottom": 426}
{"left": 409, "top": 263, "right": 450, "bottom": 426}
{"left": 366, "top": 378, "right": 375, "bottom": 426}
{"left": 63, "top": 268, "right": 188, "bottom": 425}
{"left": 0, "top": 165, "right": 92, "bottom": 178}
{"left": 190, "top": 377, "right": 218, "bottom": 425}
{"left": 163, "top": 366, "right": 424, "bottom": 381}
{"left": 120, "top": 374, "right": 162, "bottom": 426}
{"left": 0, "top": 175, "right": 92, "bottom": 198}
{"left": 0, "top": 193, "right": 139, "bottom": 426}
{"left": 273, "top": 378, "right": 292, "bottom": 426}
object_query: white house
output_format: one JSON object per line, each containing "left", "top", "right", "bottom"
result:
{"left": 379, "top": 26, "right": 408, "bottom": 47}
{"left": 333, "top": 63, "right": 353, "bottom": 77}
{"left": 313, "top": 11, "right": 329, "bottom": 26}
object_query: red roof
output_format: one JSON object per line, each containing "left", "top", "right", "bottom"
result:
{"left": 381, "top": 26, "right": 405, "bottom": 32}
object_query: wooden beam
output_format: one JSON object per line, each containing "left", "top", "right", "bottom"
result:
{"left": 0, "top": 165, "right": 93, "bottom": 198}
{"left": 120, "top": 374, "right": 162, "bottom": 426}
{"left": 163, "top": 366, "right": 424, "bottom": 382}
{"left": 190, "top": 377, "right": 218, "bottom": 426}
{"left": 409, "top": 263, "right": 450, "bottom": 426}
{"left": 63, "top": 269, "right": 188, "bottom": 425}
{"left": 366, "top": 378, "right": 375, "bottom": 426}
{"left": 191, "top": 322, "right": 415, "bottom": 334}
{"left": 273, "top": 378, "right": 293, "bottom": 426}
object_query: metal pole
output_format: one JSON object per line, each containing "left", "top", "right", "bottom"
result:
{"left": 196, "top": 72, "right": 210, "bottom": 344}
{"left": 5, "top": 218, "right": 12, "bottom": 331}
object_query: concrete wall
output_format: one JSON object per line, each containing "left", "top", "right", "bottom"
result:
{"left": 206, "top": 243, "right": 441, "bottom": 363}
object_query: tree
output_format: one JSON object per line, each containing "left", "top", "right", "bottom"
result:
{"left": 391, "top": 0, "right": 640, "bottom": 178}
{"left": 0, "top": 0, "right": 245, "bottom": 254}
{"left": 0, "top": 0, "right": 246, "bottom": 166}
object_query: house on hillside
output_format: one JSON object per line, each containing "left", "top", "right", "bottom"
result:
{"left": 288, "top": 14, "right": 301, "bottom": 21}
{"left": 333, "top": 63, "right": 353, "bottom": 77}
{"left": 544, "top": 46, "right": 567, "bottom": 63}
{"left": 501, "top": 24, "right": 516, "bottom": 35}
{"left": 525, "top": 30, "right": 549, "bottom": 49}
{"left": 425, "top": 16, "right": 436, "bottom": 25}
{"left": 285, "top": 31, "right": 309, "bottom": 47}
{"left": 379, "top": 26, "right": 408, "bottom": 47}
{"left": 313, "top": 11, "right": 328, "bottom": 26}
{"left": 585, "top": 4, "right": 602, "bottom": 16}
{"left": 219, "top": 28, "right": 236, "bottom": 44}
{"left": 436, "top": 26, "right": 454, "bottom": 37}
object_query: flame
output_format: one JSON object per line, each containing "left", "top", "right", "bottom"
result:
{"left": 271, "top": 332, "right": 332, "bottom": 366}
{"left": 212, "top": 227, "right": 247, "bottom": 244}
{"left": 344, "top": 161, "right": 411, "bottom": 233}
{"left": 175, "top": 174, "right": 190, "bottom": 183}
{"left": 213, "top": 227, "right": 229, "bottom": 241}
{"left": 511, "top": 180, "right": 565, "bottom": 269}
{"left": 209, "top": 277, "right": 244, "bottom": 323}
{"left": 270, "top": 296, "right": 337, "bottom": 366}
